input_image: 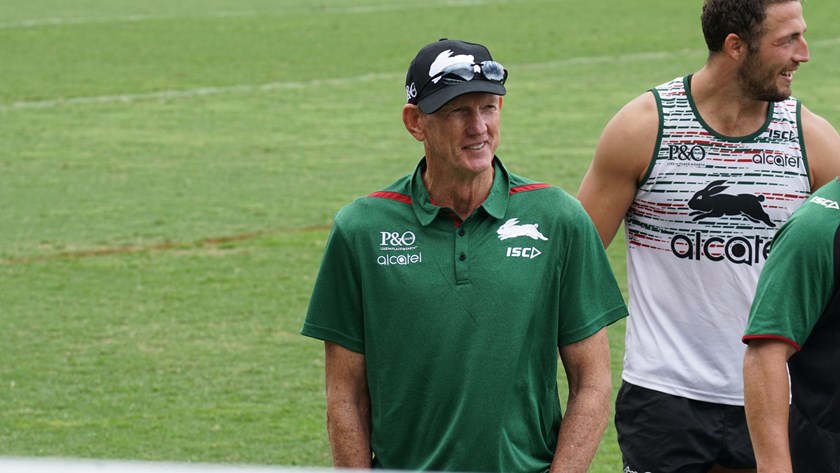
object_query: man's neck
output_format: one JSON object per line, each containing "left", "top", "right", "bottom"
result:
{"left": 422, "top": 164, "right": 495, "bottom": 221}
{"left": 690, "top": 67, "right": 771, "bottom": 137}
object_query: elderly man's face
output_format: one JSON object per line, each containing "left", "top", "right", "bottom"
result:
{"left": 419, "top": 92, "right": 501, "bottom": 178}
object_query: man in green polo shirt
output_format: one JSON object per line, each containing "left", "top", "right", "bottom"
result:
{"left": 743, "top": 178, "right": 840, "bottom": 473}
{"left": 301, "top": 38, "right": 627, "bottom": 472}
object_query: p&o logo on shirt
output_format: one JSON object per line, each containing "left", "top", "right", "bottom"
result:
{"left": 380, "top": 231, "right": 416, "bottom": 248}
{"left": 377, "top": 230, "right": 422, "bottom": 267}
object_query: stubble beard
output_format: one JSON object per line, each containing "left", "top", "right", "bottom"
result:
{"left": 737, "top": 52, "right": 792, "bottom": 103}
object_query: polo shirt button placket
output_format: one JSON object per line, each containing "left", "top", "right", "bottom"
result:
{"left": 455, "top": 225, "right": 469, "bottom": 284}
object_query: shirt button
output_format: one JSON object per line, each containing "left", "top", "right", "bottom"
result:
{"left": 458, "top": 228, "right": 465, "bottom": 236}
{"left": 459, "top": 253, "right": 466, "bottom": 261}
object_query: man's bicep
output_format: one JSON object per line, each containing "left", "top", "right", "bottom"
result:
{"left": 801, "top": 106, "right": 840, "bottom": 189}
{"left": 578, "top": 93, "right": 658, "bottom": 247}
{"left": 558, "top": 328, "right": 611, "bottom": 391}
{"left": 325, "top": 341, "right": 368, "bottom": 398}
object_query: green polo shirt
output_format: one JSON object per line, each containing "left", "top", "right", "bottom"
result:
{"left": 302, "top": 158, "right": 627, "bottom": 472}
{"left": 744, "top": 179, "right": 840, "bottom": 349}
{"left": 744, "top": 178, "right": 840, "bottom": 471}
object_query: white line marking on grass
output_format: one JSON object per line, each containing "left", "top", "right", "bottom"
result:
{"left": 0, "top": 73, "right": 401, "bottom": 111}
{"left": 0, "top": 15, "right": 151, "bottom": 29}
{"left": 0, "top": 0, "right": 497, "bottom": 30}
{"left": 342, "top": 0, "right": 492, "bottom": 14}
{"left": 519, "top": 49, "right": 701, "bottom": 70}
{"left": 2, "top": 38, "right": 838, "bottom": 112}
{"left": 0, "top": 52, "right": 692, "bottom": 111}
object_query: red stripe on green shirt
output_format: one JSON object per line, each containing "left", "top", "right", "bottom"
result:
{"left": 510, "top": 183, "right": 551, "bottom": 195}
{"left": 742, "top": 334, "right": 802, "bottom": 352}
{"left": 369, "top": 191, "right": 412, "bottom": 204}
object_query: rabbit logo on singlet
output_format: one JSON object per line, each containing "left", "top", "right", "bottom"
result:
{"left": 688, "top": 180, "right": 775, "bottom": 227}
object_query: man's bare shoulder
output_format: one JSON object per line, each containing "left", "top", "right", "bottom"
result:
{"left": 800, "top": 103, "right": 837, "bottom": 131}
{"left": 609, "top": 91, "right": 659, "bottom": 132}
{"left": 595, "top": 91, "right": 659, "bottom": 172}
{"left": 800, "top": 104, "right": 840, "bottom": 189}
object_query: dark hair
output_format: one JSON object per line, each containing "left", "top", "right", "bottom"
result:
{"left": 701, "top": 0, "right": 800, "bottom": 53}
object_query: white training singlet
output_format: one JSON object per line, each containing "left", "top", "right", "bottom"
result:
{"left": 622, "top": 75, "right": 811, "bottom": 405}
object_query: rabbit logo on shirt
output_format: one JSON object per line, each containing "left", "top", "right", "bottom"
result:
{"left": 497, "top": 218, "right": 548, "bottom": 241}
{"left": 688, "top": 180, "right": 775, "bottom": 227}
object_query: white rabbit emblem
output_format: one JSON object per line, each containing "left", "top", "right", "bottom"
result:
{"left": 496, "top": 218, "right": 548, "bottom": 241}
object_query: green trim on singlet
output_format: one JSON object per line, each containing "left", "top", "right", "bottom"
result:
{"left": 642, "top": 88, "right": 665, "bottom": 188}
{"left": 684, "top": 74, "right": 773, "bottom": 142}
{"left": 796, "top": 99, "right": 811, "bottom": 184}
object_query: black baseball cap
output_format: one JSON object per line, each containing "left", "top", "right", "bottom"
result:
{"left": 405, "top": 39, "right": 507, "bottom": 114}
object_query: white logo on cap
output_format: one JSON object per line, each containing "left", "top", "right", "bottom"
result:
{"left": 406, "top": 82, "right": 417, "bottom": 100}
{"left": 429, "top": 50, "right": 475, "bottom": 84}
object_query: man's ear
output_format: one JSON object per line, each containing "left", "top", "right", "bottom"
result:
{"left": 402, "top": 104, "right": 426, "bottom": 142}
{"left": 723, "top": 33, "right": 746, "bottom": 61}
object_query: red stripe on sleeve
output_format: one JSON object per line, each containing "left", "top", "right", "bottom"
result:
{"left": 742, "top": 334, "right": 801, "bottom": 351}
{"left": 510, "top": 183, "right": 551, "bottom": 195}
{"left": 368, "top": 191, "right": 412, "bottom": 205}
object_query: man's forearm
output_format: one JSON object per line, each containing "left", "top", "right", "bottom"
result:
{"left": 324, "top": 342, "right": 372, "bottom": 467}
{"left": 744, "top": 343, "right": 793, "bottom": 473}
{"left": 550, "top": 384, "right": 610, "bottom": 473}
{"left": 327, "top": 401, "right": 372, "bottom": 467}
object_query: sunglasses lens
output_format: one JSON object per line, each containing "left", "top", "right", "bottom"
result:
{"left": 429, "top": 61, "right": 508, "bottom": 90}
{"left": 439, "top": 63, "right": 476, "bottom": 84}
{"left": 480, "top": 61, "right": 506, "bottom": 83}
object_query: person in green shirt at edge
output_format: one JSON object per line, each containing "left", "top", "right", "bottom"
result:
{"left": 744, "top": 177, "right": 840, "bottom": 473}
{"left": 300, "top": 38, "right": 627, "bottom": 472}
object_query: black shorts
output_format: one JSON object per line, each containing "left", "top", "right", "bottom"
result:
{"left": 615, "top": 381, "right": 756, "bottom": 473}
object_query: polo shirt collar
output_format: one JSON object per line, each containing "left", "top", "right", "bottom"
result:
{"left": 410, "top": 157, "right": 510, "bottom": 226}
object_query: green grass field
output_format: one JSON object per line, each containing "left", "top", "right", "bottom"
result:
{"left": 3, "top": 0, "right": 840, "bottom": 470}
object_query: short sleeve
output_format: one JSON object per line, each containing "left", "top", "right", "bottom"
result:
{"left": 300, "top": 221, "right": 366, "bottom": 354}
{"left": 556, "top": 203, "right": 628, "bottom": 346}
{"left": 745, "top": 212, "right": 838, "bottom": 348}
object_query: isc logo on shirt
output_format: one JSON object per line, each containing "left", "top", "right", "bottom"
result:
{"left": 506, "top": 247, "right": 542, "bottom": 259}
{"left": 811, "top": 196, "right": 840, "bottom": 210}
{"left": 497, "top": 218, "right": 547, "bottom": 260}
